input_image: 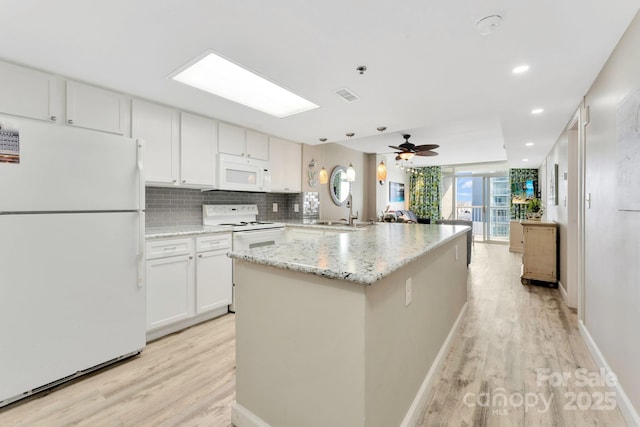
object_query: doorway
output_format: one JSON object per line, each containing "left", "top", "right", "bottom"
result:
{"left": 454, "top": 174, "right": 510, "bottom": 242}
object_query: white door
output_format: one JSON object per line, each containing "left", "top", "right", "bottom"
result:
{"left": 245, "top": 129, "right": 269, "bottom": 160}
{"left": 0, "top": 212, "right": 144, "bottom": 402}
{"left": 0, "top": 117, "right": 140, "bottom": 212}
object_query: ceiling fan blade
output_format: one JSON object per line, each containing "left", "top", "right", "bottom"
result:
{"left": 414, "top": 150, "right": 439, "bottom": 157}
{"left": 388, "top": 145, "right": 405, "bottom": 151}
{"left": 414, "top": 144, "right": 440, "bottom": 151}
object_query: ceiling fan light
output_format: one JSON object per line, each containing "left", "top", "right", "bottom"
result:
{"left": 398, "top": 152, "right": 414, "bottom": 161}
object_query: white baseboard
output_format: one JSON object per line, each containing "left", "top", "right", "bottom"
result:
{"left": 400, "top": 302, "right": 469, "bottom": 427}
{"left": 558, "top": 280, "right": 568, "bottom": 304}
{"left": 579, "top": 320, "right": 640, "bottom": 427}
{"left": 231, "top": 402, "right": 271, "bottom": 427}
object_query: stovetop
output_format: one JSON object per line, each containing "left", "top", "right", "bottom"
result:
{"left": 202, "top": 205, "right": 285, "bottom": 231}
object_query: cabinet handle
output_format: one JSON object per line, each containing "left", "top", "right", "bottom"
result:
{"left": 198, "top": 254, "right": 203, "bottom": 258}
{"left": 50, "top": 115, "right": 57, "bottom": 122}
{"left": 182, "top": 180, "right": 186, "bottom": 183}
{"left": 172, "top": 179, "right": 177, "bottom": 183}
{"left": 241, "top": 153, "right": 245, "bottom": 157}
{"left": 247, "top": 154, "right": 251, "bottom": 158}
{"left": 67, "top": 119, "right": 74, "bottom": 124}
{"left": 188, "top": 256, "right": 193, "bottom": 260}
{"left": 163, "top": 246, "right": 177, "bottom": 251}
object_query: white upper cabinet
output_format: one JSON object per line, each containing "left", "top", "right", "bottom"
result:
{"left": 132, "top": 99, "right": 179, "bottom": 186}
{"left": 66, "top": 80, "right": 129, "bottom": 134}
{"left": 269, "top": 137, "right": 301, "bottom": 192}
{"left": 219, "top": 123, "right": 269, "bottom": 160}
{"left": 0, "top": 61, "right": 59, "bottom": 122}
{"left": 218, "top": 122, "right": 245, "bottom": 157}
{"left": 180, "top": 112, "right": 217, "bottom": 189}
{"left": 245, "top": 129, "right": 269, "bottom": 160}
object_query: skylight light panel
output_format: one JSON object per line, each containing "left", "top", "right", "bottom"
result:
{"left": 171, "top": 51, "right": 319, "bottom": 118}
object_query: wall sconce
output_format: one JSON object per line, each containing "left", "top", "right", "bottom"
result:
{"left": 377, "top": 161, "right": 387, "bottom": 185}
{"left": 308, "top": 158, "right": 318, "bottom": 188}
{"left": 319, "top": 167, "right": 329, "bottom": 184}
{"left": 346, "top": 163, "right": 356, "bottom": 182}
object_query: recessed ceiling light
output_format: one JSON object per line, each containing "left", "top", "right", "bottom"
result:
{"left": 525, "top": 142, "right": 535, "bottom": 147}
{"left": 523, "top": 158, "right": 529, "bottom": 162}
{"left": 531, "top": 108, "right": 544, "bottom": 115}
{"left": 512, "top": 64, "right": 530, "bottom": 74}
{"left": 170, "top": 51, "right": 319, "bottom": 118}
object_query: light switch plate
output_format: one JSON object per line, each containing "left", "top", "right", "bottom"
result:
{"left": 272, "top": 202, "right": 278, "bottom": 212}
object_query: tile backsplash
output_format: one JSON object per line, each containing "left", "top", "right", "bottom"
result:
{"left": 145, "top": 187, "right": 305, "bottom": 227}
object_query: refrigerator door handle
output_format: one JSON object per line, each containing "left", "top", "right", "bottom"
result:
{"left": 137, "top": 139, "right": 145, "bottom": 288}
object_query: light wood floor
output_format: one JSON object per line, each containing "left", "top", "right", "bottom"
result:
{"left": 0, "top": 243, "right": 627, "bottom": 427}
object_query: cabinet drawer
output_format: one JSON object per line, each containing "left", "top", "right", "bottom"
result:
{"left": 146, "top": 238, "right": 193, "bottom": 259}
{"left": 196, "top": 234, "right": 232, "bottom": 252}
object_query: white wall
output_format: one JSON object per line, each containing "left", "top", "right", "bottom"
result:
{"left": 541, "top": 129, "right": 570, "bottom": 294}
{"left": 547, "top": 10, "right": 640, "bottom": 418}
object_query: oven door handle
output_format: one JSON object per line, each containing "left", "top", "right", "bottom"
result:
{"left": 233, "top": 228, "right": 285, "bottom": 238}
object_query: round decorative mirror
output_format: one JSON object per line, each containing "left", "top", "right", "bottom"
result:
{"left": 329, "top": 165, "right": 351, "bottom": 206}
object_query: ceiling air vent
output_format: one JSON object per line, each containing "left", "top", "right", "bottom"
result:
{"left": 336, "top": 88, "right": 359, "bottom": 102}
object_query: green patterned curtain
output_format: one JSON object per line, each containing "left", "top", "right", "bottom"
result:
{"left": 409, "top": 166, "right": 441, "bottom": 220}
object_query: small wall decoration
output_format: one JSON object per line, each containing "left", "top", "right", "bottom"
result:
{"left": 616, "top": 88, "right": 640, "bottom": 211}
{"left": 549, "top": 163, "right": 558, "bottom": 206}
{"left": 389, "top": 181, "right": 405, "bottom": 203}
{"left": 0, "top": 123, "right": 20, "bottom": 164}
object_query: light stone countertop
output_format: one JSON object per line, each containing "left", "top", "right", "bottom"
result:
{"left": 145, "top": 225, "right": 233, "bottom": 239}
{"left": 229, "top": 222, "right": 470, "bottom": 285}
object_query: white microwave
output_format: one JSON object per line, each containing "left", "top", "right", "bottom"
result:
{"left": 218, "top": 154, "right": 271, "bottom": 192}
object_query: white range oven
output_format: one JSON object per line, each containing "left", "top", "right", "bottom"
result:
{"left": 202, "top": 204, "right": 285, "bottom": 312}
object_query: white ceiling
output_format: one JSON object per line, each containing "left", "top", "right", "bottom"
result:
{"left": 1, "top": 0, "right": 638, "bottom": 168}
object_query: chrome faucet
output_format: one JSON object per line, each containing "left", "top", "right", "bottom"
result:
{"left": 346, "top": 194, "right": 359, "bottom": 226}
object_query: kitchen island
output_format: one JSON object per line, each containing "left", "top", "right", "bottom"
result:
{"left": 229, "top": 223, "right": 469, "bottom": 427}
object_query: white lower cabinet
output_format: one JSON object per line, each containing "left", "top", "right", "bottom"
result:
{"left": 146, "top": 254, "right": 194, "bottom": 330}
{"left": 195, "top": 236, "right": 232, "bottom": 313}
{"left": 145, "top": 233, "right": 232, "bottom": 341}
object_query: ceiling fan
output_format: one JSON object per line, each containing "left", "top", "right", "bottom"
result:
{"left": 389, "top": 134, "right": 439, "bottom": 161}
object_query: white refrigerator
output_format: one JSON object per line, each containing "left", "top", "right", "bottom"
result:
{"left": 0, "top": 116, "right": 145, "bottom": 407}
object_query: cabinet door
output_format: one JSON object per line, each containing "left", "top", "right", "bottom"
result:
{"left": 268, "top": 137, "right": 286, "bottom": 191}
{"left": 180, "top": 112, "right": 217, "bottom": 188}
{"left": 196, "top": 250, "right": 232, "bottom": 313}
{"left": 218, "top": 122, "right": 245, "bottom": 156}
{"left": 0, "top": 61, "right": 59, "bottom": 122}
{"left": 523, "top": 226, "right": 556, "bottom": 281}
{"left": 146, "top": 255, "right": 194, "bottom": 331}
{"left": 246, "top": 129, "right": 269, "bottom": 160}
{"left": 66, "top": 81, "right": 129, "bottom": 134}
{"left": 284, "top": 141, "right": 302, "bottom": 192}
{"left": 132, "top": 99, "right": 179, "bottom": 185}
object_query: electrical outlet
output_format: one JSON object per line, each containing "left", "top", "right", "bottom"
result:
{"left": 294, "top": 203, "right": 299, "bottom": 213}
{"left": 272, "top": 202, "right": 278, "bottom": 213}
{"left": 405, "top": 277, "right": 412, "bottom": 306}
